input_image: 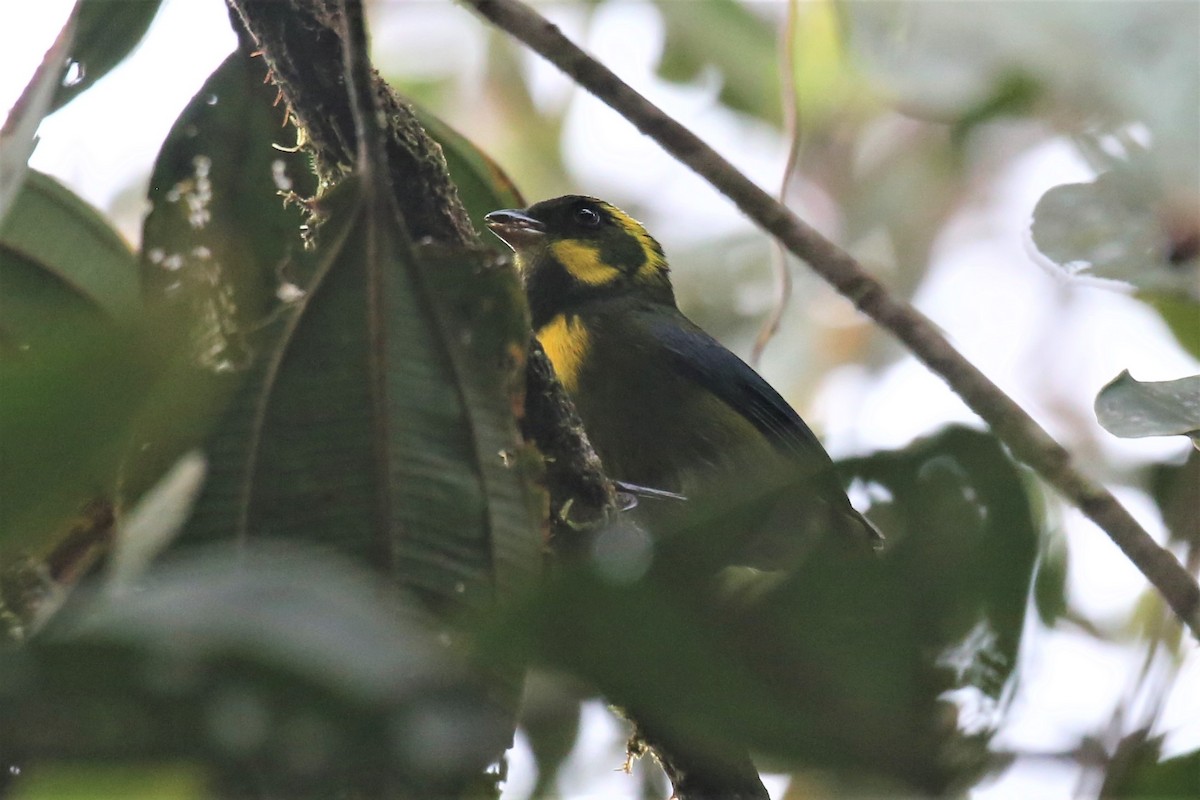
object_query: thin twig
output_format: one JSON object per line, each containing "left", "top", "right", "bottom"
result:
{"left": 750, "top": 0, "right": 800, "bottom": 369}
{"left": 464, "top": 0, "right": 1200, "bottom": 638}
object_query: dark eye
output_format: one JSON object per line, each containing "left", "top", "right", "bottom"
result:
{"left": 574, "top": 206, "right": 601, "bottom": 228}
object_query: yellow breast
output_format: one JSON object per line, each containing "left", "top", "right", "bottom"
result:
{"left": 537, "top": 313, "right": 589, "bottom": 393}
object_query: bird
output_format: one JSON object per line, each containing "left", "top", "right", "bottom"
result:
{"left": 485, "top": 195, "right": 878, "bottom": 566}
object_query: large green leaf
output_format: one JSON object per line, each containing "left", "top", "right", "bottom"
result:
{"left": 145, "top": 44, "right": 542, "bottom": 603}
{"left": 50, "top": 0, "right": 165, "bottom": 113}
{"left": 180, "top": 177, "right": 540, "bottom": 607}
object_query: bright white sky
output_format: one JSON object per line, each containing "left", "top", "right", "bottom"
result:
{"left": 3, "top": 2, "right": 1198, "bottom": 798}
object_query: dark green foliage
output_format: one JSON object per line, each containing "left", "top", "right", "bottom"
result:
{"left": 0, "top": 546, "right": 511, "bottom": 799}
{"left": 480, "top": 425, "right": 1041, "bottom": 793}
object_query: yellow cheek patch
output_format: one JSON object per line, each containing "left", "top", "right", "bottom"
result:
{"left": 550, "top": 240, "right": 622, "bottom": 286}
{"left": 537, "top": 314, "right": 589, "bottom": 393}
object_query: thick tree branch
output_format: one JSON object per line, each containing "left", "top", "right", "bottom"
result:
{"left": 226, "top": 0, "right": 476, "bottom": 245}
{"left": 464, "top": 0, "right": 1200, "bottom": 638}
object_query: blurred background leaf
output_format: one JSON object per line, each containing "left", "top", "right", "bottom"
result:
{"left": 479, "top": 425, "right": 1040, "bottom": 794}
{"left": 1031, "top": 169, "right": 1198, "bottom": 300}
{"left": 0, "top": 545, "right": 511, "bottom": 799}
{"left": 0, "top": 318, "right": 172, "bottom": 557}
{"left": 0, "top": 170, "right": 154, "bottom": 556}
{"left": 1, "top": 170, "right": 140, "bottom": 321}
{"left": 1099, "top": 731, "right": 1200, "bottom": 800}
{"left": 653, "top": 0, "right": 780, "bottom": 124}
{"left": 1095, "top": 371, "right": 1200, "bottom": 445}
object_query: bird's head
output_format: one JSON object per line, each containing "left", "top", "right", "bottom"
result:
{"left": 485, "top": 195, "right": 674, "bottom": 328}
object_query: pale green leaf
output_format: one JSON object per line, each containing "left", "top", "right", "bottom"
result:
{"left": 1095, "top": 370, "right": 1200, "bottom": 444}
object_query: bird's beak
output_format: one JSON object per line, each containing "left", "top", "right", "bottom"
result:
{"left": 484, "top": 209, "right": 546, "bottom": 250}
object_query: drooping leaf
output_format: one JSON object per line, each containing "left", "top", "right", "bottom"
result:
{"left": 50, "top": 0, "right": 165, "bottom": 113}
{"left": 0, "top": 9, "right": 76, "bottom": 225}
{"left": 1, "top": 170, "right": 140, "bottom": 323}
{"left": 191, "top": 177, "right": 539, "bottom": 608}
{"left": 1095, "top": 370, "right": 1200, "bottom": 445}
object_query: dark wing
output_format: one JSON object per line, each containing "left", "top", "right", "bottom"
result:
{"left": 641, "top": 307, "right": 883, "bottom": 547}
{"left": 640, "top": 309, "right": 832, "bottom": 468}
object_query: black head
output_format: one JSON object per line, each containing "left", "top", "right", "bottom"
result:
{"left": 485, "top": 195, "right": 673, "bottom": 327}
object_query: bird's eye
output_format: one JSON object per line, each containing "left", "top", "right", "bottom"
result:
{"left": 574, "top": 206, "right": 601, "bottom": 228}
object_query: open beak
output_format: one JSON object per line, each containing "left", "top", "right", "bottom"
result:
{"left": 484, "top": 209, "right": 546, "bottom": 250}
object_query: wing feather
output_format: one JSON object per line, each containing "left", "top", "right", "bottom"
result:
{"left": 639, "top": 307, "right": 883, "bottom": 546}
{"left": 641, "top": 311, "right": 829, "bottom": 465}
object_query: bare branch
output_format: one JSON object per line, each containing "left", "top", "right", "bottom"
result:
{"left": 464, "top": 0, "right": 1200, "bottom": 637}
